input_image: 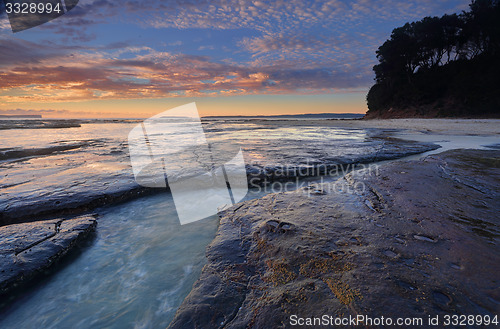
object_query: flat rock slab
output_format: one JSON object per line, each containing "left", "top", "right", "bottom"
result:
{"left": 0, "top": 126, "right": 438, "bottom": 225}
{"left": 0, "top": 215, "right": 97, "bottom": 295}
{"left": 169, "top": 150, "right": 500, "bottom": 328}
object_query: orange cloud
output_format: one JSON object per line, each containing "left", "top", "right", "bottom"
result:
{"left": 0, "top": 37, "right": 371, "bottom": 104}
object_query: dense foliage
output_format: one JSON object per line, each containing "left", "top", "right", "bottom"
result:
{"left": 366, "top": 0, "right": 500, "bottom": 118}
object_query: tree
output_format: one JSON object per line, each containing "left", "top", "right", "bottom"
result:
{"left": 366, "top": 0, "right": 500, "bottom": 117}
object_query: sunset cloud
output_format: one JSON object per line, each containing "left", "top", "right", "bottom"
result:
{"left": 0, "top": 0, "right": 471, "bottom": 109}
{"left": 0, "top": 35, "right": 373, "bottom": 103}
{"left": 0, "top": 108, "right": 123, "bottom": 117}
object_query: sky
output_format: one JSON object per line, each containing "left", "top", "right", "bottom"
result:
{"left": 0, "top": 0, "right": 470, "bottom": 118}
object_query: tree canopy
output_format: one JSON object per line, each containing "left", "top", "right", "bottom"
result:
{"left": 366, "top": 0, "right": 500, "bottom": 118}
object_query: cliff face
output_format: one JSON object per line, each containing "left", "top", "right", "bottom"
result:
{"left": 365, "top": 0, "right": 500, "bottom": 119}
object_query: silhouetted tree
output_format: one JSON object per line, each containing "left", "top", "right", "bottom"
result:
{"left": 366, "top": 0, "right": 500, "bottom": 118}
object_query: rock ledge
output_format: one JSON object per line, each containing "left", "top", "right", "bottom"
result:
{"left": 0, "top": 215, "right": 97, "bottom": 295}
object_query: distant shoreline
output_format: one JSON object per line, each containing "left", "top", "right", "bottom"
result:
{"left": 0, "top": 115, "right": 42, "bottom": 118}
{"left": 202, "top": 113, "right": 365, "bottom": 120}
{"left": 3, "top": 113, "right": 500, "bottom": 121}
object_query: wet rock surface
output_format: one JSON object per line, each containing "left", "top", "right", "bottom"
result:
{"left": 169, "top": 149, "right": 500, "bottom": 328}
{"left": 0, "top": 122, "right": 438, "bottom": 225}
{"left": 0, "top": 215, "right": 97, "bottom": 296}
